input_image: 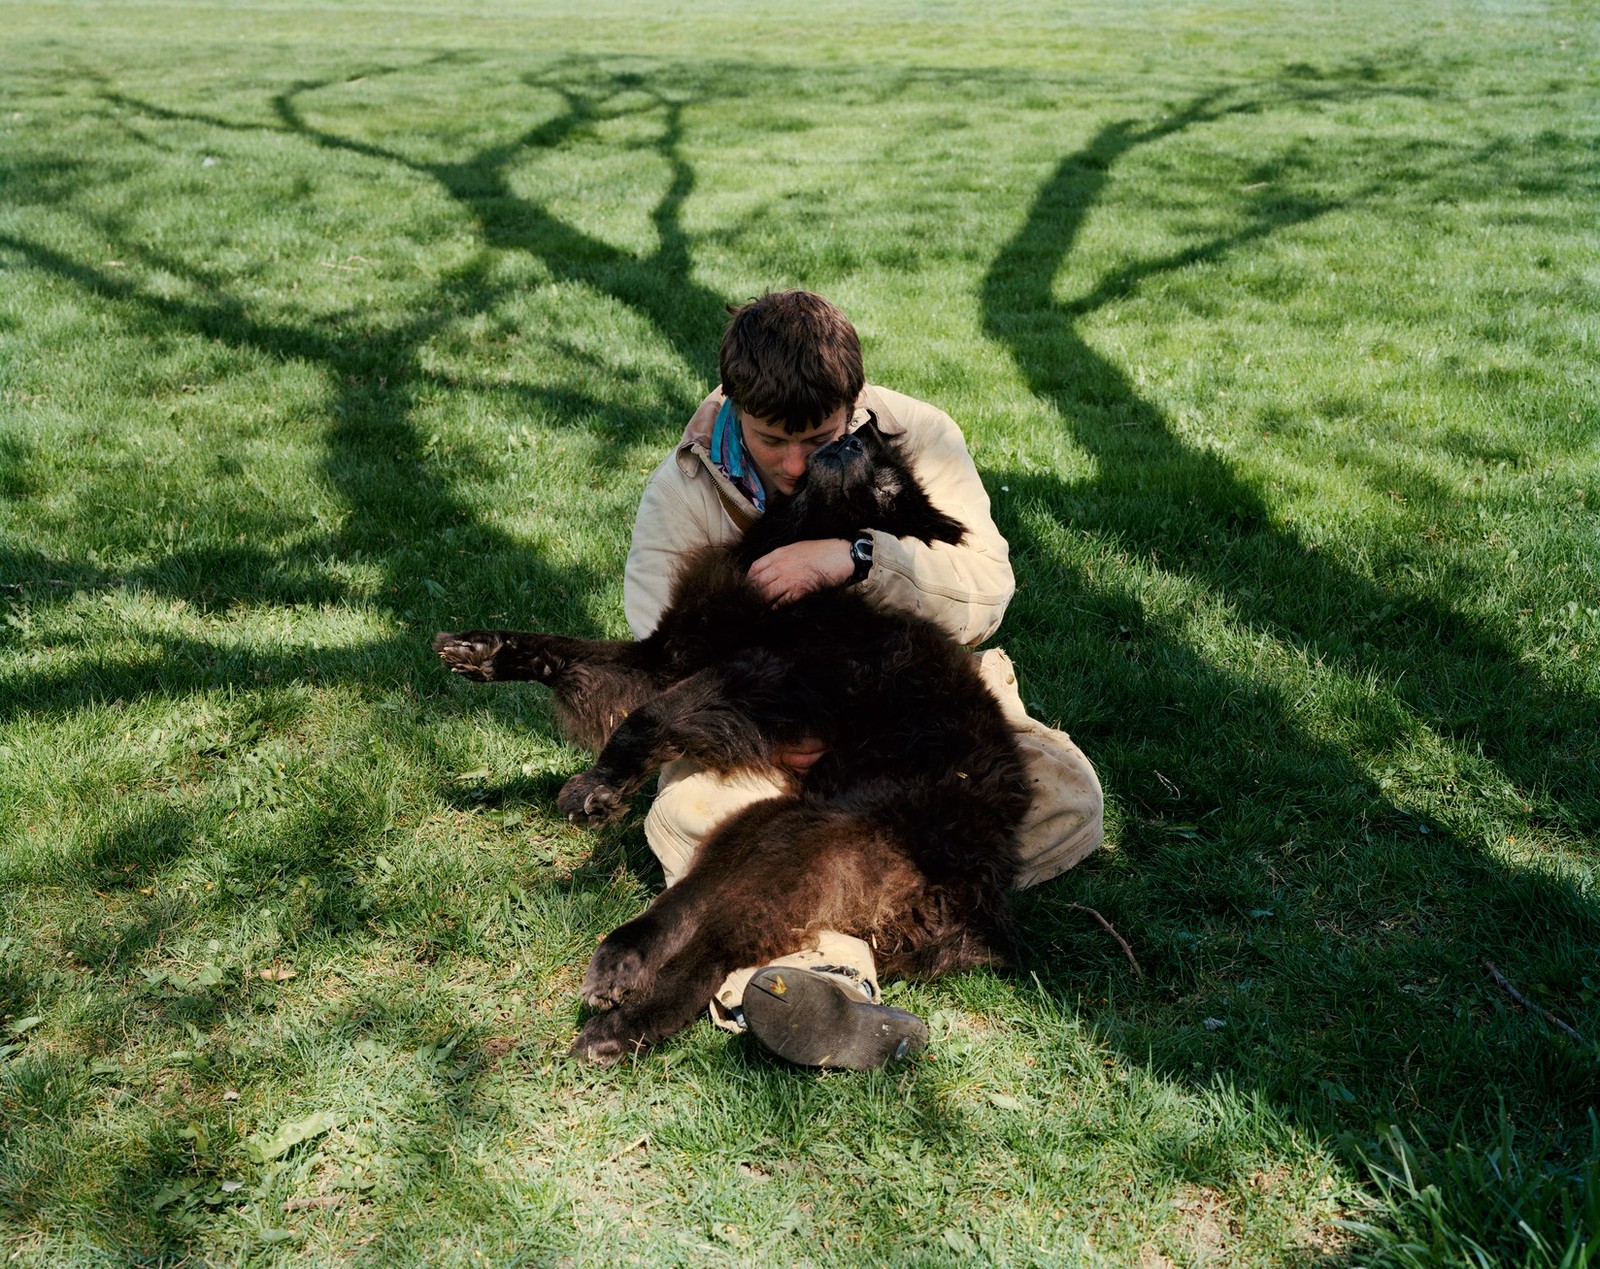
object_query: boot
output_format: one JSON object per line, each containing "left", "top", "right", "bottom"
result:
{"left": 742, "top": 966, "right": 927, "bottom": 1070}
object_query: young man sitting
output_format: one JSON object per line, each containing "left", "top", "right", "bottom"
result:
{"left": 623, "top": 290, "right": 1103, "bottom": 1069}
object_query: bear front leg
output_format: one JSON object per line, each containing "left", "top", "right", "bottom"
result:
{"left": 557, "top": 668, "right": 770, "bottom": 827}
{"left": 432, "top": 629, "right": 580, "bottom": 683}
{"left": 435, "top": 629, "right": 670, "bottom": 751}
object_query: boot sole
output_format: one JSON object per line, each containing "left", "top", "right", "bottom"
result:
{"left": 742, "top": 967, "right": 928, "bottom": 1070}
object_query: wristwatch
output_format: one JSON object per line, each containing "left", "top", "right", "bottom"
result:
{"left": 847, "top": 533, "right": 874, "bottom": 585}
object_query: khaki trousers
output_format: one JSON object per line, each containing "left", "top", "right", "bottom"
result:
{"left": 641, "top": 649, "right": 1104, "bottom": 1030}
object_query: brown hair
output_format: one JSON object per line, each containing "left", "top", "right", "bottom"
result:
{"left": 719, "top": 290, "right": 865, "bottom": 432}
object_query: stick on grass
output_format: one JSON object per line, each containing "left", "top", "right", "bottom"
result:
{"left": 1484, "top": 960, "right": 1587, "bottom": 1046}
{"left": 1066, "top": 904, "right": 1143, "bottom": 978}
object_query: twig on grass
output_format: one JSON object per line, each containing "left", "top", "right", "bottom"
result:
{"left": 1065, "top": 904, "right": 1143, "bottom": 978}
{"left": 604, "top": 1134, "right": 649, "bottom": 1165}
{"left": 1485, "top": 960, "right": 1586, "bottom": 1044}
{"left": 2, "top": 577, "right": 125, "bottom": 592}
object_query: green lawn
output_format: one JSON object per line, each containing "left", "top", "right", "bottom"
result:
{"left": 2, "top": 1, "right": 1597, "bottom": 1263}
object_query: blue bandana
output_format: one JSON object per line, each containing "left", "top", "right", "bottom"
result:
{"left": 709, "top": 398, "right": 767, "bottom": 514}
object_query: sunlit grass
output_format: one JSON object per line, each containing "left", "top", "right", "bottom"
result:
{"left": 2, "top": 1, "right": 1597, "bottom": 1263}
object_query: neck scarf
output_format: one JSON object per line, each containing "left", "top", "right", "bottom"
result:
{"left": 709, "top": 398, "right": 767, "bottom": 514}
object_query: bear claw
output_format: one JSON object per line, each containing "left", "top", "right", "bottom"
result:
{"left": 559, "top": 770, "right": 627, "bottom": 826}
{"left": 432, "top": 631, "right": 502, "bottom": 681}
{"left": 568, "top": 1013, "right": 645, "bottom": 1066}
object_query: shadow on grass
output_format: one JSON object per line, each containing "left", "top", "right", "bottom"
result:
{"left": 0, "top": 37, "right": 750, "bottom": 695}
{"left": 3, "top": 48, "right": 1598, "bottom": 1261}
{"left": 3, "top": 1003, "right": 545, "bottom": 1262}
{"left": 978, "top": 83, "right": 1600, "bottom": 1229}
{"left": 79, "top": 802, "right": 193, "bottom": 890}
{"left": 0, "top": 56, "right": 745, "bottom": 646}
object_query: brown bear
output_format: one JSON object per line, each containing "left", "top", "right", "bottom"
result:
{"left": 434, "top": 415, "right": 1030, "bottom": 1065}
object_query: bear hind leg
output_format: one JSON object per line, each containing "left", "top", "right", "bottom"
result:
{"left": 570, "top": 945, "right": 732, "bottom": 1066}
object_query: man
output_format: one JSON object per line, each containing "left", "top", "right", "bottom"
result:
{"left": 623, "top": 290, "right": 1102, "bottom": 1069}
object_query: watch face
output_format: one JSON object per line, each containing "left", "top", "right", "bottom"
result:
{"left": 850, "top": 535, "right": 873, "bottom": 582}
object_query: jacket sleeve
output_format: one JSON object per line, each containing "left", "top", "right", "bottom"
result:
{"left": 624, "top": 463, "right": 710, "bottom": 639}
{"left": 624, "top": 464, "right": 694, "bottom": 633}
{"left": 856, "top": 409, "right": 1015, "bottom": 646}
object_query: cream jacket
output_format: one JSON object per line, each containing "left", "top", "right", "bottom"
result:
{"left": 623, "top": 384, "right": 1015, "bottom": 646}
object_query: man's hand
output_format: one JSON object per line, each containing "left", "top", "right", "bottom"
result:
{"left": 747, "top": 539, "right": 853, "bottom": 605}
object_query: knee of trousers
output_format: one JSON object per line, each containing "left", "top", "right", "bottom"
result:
{"left": 974, "top": 647, "right": 1105, "bottom": 888}
{"left": 644, "top": 759, "right": 789, "bottom": 887}
{"left": 1013, "top": 721, "right": 1104, "bottom": 888}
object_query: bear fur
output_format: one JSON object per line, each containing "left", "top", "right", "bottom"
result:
{"left": 434, "top": 415, "right": 1030, "bottom": 1065}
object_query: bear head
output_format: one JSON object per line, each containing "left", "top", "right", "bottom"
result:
{"left": 738, "top": 412, "right": 967, "bottom": 565}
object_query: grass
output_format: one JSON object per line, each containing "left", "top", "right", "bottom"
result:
{"left": 1, "top": 0, "right": 1597, "bottom": 1263}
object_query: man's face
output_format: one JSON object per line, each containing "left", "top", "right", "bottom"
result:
{"left": 738, "top": 406, "right": 851, "bottom": 498}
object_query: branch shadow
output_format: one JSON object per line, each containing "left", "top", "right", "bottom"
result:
{"left": 2, "top": 56, "right": 747, "bottom": 642}
{"left": 1, "top": 68, "right": 757, "bottom": 1255}
{"left": 0, "top": 59, "right": 766, "bottom": 941}
{"left": 980, "top": 84, "right": 1600, "bottom": 1165}
{"left": 1, "top": 52, "right": 814, "bottom": 990}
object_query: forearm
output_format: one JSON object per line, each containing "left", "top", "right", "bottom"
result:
{"left": 855, "top": 405, "right": 1016, "bottom": 645}
{"left": 856, "top": 531, "right": 1014, "bottom": 646}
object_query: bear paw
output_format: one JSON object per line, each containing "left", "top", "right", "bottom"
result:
{"left": 432, "top": 631, "right": 505, "bottom": 681}
{"left": 433, "top": 631, "right": 563, "bottom": 683}
{"left": 559, "top": 770, "right": 628, "bottom": 826}
{"left": 568, "top": 1011, "right": 645, "bottom": 1067}
{"left": 580, "top": 936, "right": 651, "bottom": 1010}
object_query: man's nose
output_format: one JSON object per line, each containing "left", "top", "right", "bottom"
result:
{"left": 783, "top": 448, "right": 809, "bottom": 476}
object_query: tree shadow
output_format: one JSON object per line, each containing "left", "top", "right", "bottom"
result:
{"left": 985, "top": 92, "right": 1597, "bottom": 817}
{"left": 4, "top": 48, "right": 1597, "bottom": 1259}
{"left": 0, "top": 65, "right": 781, "bottom": 1097}
{"left": 0, "top": 58, "right": 783, "bottom": 865}
{"left": 980, "top": 84, "right": 1599, "bottom": 1167}
{"left": 0, "top": 51, "right": 757, "bottom": 1267}
{"left": 0, "top": 57, "right": 745, "bottom": 644}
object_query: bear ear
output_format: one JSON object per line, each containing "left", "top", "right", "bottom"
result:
{"left": 854, "top": 410, "right": 889, "bottom": 452}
